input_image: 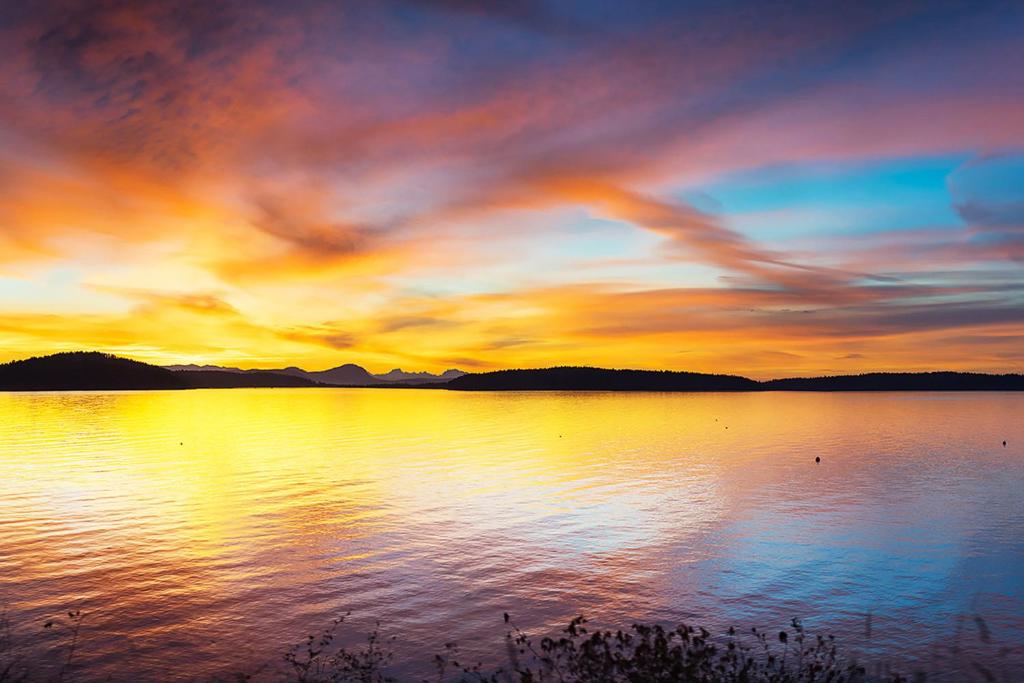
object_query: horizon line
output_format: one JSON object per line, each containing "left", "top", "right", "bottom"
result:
{"left": 3, "top": 350, "right": 1023, "bottom": 384}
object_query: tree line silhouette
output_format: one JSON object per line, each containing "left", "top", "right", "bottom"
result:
{"left": 2, "top": 352, "right": 1023, "bottom": 392}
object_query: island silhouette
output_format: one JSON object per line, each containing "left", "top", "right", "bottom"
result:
{"left": 2, "top": 351, "right": 1023, "bottom": 392}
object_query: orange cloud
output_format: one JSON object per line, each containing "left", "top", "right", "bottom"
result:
{"left": 0, "top": 1, "right": 1021, "bottom": 373}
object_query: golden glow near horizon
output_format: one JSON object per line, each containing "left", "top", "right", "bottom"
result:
{"left": 1, "top": 3, "right": 1023, "bottom": 377}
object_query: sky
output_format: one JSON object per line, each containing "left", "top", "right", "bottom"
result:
{"left": 0, "top": 0, "right": 1022, "bottom": 377}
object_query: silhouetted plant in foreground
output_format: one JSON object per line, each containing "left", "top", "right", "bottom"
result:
{"left": 2, "top": 609, "right": 1018, "bottom": 682}
{"left": 0, "top": 611, "right": 24, "bottom": 683}
{"left": 273, "top": 615, "right": 887, "bottom": 683}
{"left": 282, "top": 613, "right": 397, "bottom": 683}
{"left": 0, "top": 610, "right": 82, "bottom": 683}
{"left": 500, "top": 616, "right": 868, "bottom": 683}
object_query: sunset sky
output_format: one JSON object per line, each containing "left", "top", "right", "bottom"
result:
{"left": 1, "top": 1, "right": 1022, "bottom": 377}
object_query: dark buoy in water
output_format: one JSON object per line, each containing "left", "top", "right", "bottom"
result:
{"left": 815, "top": 456, "right": 821, "bottom": 463}
{"left": 1004, "top": 440, "right": 1008, "bottom": 447}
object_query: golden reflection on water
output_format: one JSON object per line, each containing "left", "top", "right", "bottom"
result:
{"left": 0, "top": 389, "right": 1022, "bottom": 679}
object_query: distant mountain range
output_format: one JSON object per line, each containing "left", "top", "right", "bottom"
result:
{"left": 2, "top": 352, "right": 1023, "bottom": 392}
{"left": 164, "top": 363, "right": 464, "bottom": 386}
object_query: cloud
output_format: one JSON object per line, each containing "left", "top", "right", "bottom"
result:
{"left": 400, "top": 0, "right": 571, "bottom": 34}
{"left": 0, "top": 1, "right": 1022, "bottom": 372}
{"left": 948, "top": 153, "right": 1024, "bottom": 262}
{"left": 376, "top": 316, "right": 457, "bottom": 333}
{"left": 88, "top": 285, "right": 241, "bottom": 316}
{"left": 276, "top": 325, "right": 357, "bottom": 350}
{"left": 541, "top": 178, "right": 870, "bottom": 297}
{"left": 251, "top": 195, "right": 373, "bottom": 257}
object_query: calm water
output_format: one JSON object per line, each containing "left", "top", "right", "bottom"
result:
{"left": 1, "top": 389, "right": 1022, "bottom": 680}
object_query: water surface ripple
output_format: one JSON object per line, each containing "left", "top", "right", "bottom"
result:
{"left": 0, "top": 389, "right": 1021, "bottom": 680}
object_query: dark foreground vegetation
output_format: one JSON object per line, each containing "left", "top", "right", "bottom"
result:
{"left": 277, "top": 615, "right": 883, "bottom": 683}
{"left": 1, "top": 610, "right": 1014, "bottom": 682}
{"left": 3, "top": 352, "right": 1024, "bottom": 392}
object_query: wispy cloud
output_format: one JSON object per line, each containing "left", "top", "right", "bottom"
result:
{"left": 0, "top": 1, "right": 1021, "bottom": 372}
